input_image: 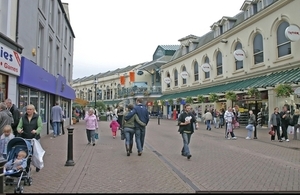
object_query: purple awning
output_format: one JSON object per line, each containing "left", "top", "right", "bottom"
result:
{"left": 56, "top": 74, "right": 76, "bottom": 100}
{"left": 18, "top": 57, "right": 56, "bottom": 94}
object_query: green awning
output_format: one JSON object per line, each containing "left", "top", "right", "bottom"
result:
{"left": 249, "top": 68, "right": 300, "bottom": 88}
{"left": 157, "top": 68, "right": 300, "bottom": 100}
{"left": 103, "top": 100, "right": 122, "bottom": 105}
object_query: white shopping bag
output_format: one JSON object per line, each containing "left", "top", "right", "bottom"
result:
{"left": 288, "top": 126, "right": 294, "bottom": 134}
{"left": 32, "top": 138, "right": 45, "bottom": 169}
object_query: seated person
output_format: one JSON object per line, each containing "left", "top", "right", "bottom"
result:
{"left": 4, "top": 150, "right": 27, "bottom": 174}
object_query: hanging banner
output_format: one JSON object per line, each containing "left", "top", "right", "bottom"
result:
{"left": 120, "top": 75, "right": 125, "bottom": 85}
{"left": 129, "top": 71, "right": 135, "bottom": 82}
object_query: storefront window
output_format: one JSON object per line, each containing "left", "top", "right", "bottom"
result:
{"left": 0, "top": 74, "right": 8, "bottom": 102}
{"left": 61, "top": 98, "right": 70, "bottom": 118}
{"left": 40, "top": 92, "right": 46, "bottom": 122}
{"left": 19, "top": 86, "right": 29, "bottom": 116}
{"left": 30, "top": 90, "right": 39, "bottom": 113}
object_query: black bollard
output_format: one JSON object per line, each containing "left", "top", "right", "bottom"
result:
{"left": 0, "top": 158, "right": 7, "bottom": 194}
{"left": 253, "top": 125, "right": 257, "bottom": 139}
{"left": 158, "top": 116, "right": 160, "bottom": 125}
{"left": 65, "top": 126, "right": 75, "bottom": 166}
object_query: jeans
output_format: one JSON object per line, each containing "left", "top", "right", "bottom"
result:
{"left": 52, "top": 122, "right": 61, "bottom": 136}
{"left": 246, "top": 124, "right": 253, "bottom": 138}
{"left": 124, "top": 127, "right": 135, "bottom": 146}
{"left": 281, "top": 124, "right": 288, "bottom": 139}
{"left": 181, "top": 132, "right": 192, "bottom": 156}
{"left": 206, "top": 120, "right": 211, "bottom": 129}
{"left": 271, "top": 125, "right": 281, "bottom": 140}
{"left": 294, "top": 124, "right": 300, "bottom": 140}
{"left": 86, "top": 129, "right": 95, "bottom": 143}
{"left": 135, "top": 126, "right": 146, "bottom": 153}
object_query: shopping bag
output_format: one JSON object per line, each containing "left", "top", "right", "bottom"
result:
{"left": 32, "top": 139, "right": 45, "bottom": 170}
{"left": 94, "top": 132, "right": 99, "bottom": 139}
{"left": 288, "top": 126, "right": 294, "bottom": 134}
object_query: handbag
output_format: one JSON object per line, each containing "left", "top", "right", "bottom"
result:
{"left": 120, "top": 129, "right": 125, "bottom": 140}
{"left": 94, "top": 129, "right": 99, "bottom": 139}
{"left": 268, "top": 127, "right": 275, "bottom": 136}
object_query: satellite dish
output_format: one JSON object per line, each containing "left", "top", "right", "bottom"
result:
{"left": 137, "top": 70, "right": 144, "bottom": 75}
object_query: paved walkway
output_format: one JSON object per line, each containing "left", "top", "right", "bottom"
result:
{"left": 4, "top": 118, "right": 300, "bottom": 193}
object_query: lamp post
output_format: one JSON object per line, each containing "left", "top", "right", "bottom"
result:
{"left": 94, "top": 78, "right": 98, "bottom": 109}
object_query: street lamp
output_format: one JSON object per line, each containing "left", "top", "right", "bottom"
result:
{"left": 94, "top": 78, "right": 98, "bottom": 109}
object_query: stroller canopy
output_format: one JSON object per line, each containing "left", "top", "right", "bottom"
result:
{"left": 7, "top": 137, "right": 32, "bottom": 157}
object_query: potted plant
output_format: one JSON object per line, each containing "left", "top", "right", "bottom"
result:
{"left": 209, "top": 93, "right": 218, "bottom": 102}
{"left": 153, "top": 100, "right": 159, "bottom": 106}
{"left": 197, "top": 95, "right": 205, "bottom": 103}
{"left": 123, "top": 94, "right": 128, "bottom": 98}
{"left": 225, "top": 91, "right": 237, "bottom": 101}
{"left": 130, "top": 91, "right": 135, "bottom": 96}
{"left": 162, "top": 100, "right": 167, "bottom": 106}
{"left": 168, "top": 99, "right": 173, "bottom": 106}
{"left": 275, "top": 84, "right": 294, "bottom": 97}
{"left": 186, "top": 96, "right": 193, "bottom": 104}
{"left": 143, "top": 91, "right": 150, "bottom": 96}
{"left": 176, "top": 97, "right": 182, "bottom": 104}
{"left": 248, "top": 87, "right": 260, "bottom": 98}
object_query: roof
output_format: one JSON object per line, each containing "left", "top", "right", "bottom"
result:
{"left": 159, "top": 45, "right": 180, "bottom": 51}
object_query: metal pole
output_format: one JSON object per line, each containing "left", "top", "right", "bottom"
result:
{"left": 94, "top": 78, "right": 97, "bottom": 109}
{"left": 65, "top": 126, "right": 75, "bottom": 166}
{"left": 0, "top": 158, "right": 7, "bottom": 194}
{"left": 158, "top": 116, "right": 160, "bottom": 125}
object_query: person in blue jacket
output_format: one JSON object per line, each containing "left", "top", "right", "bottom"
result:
{"left": 124, "top": 98, "right": 149, "bottom": 156}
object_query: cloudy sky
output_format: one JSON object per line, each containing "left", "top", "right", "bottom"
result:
{"left": 62, "top": 0, "right": 245, "bottom": 79}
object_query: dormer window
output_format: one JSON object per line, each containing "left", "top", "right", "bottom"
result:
{"left": 241, "top": 0, "right": 257, "bottom": 19}
{"left": 211, "top": 22, "right": 221, "bottom": 38}
{"left": 220, "top": 17, "right": 237, "bottom": 33}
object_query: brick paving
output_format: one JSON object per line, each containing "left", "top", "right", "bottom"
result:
{"left": 4, "top": 118, "right": 300, "bottom": 193}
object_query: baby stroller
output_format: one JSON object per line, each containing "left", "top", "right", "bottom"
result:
{"left": 4, "top": 137, "right": 33, "bottom": 194}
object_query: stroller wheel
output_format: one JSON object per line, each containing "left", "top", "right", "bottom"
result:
{"left": 19, "top": 186, "right": 24, "bottom": 193}
{"left": 28, "top": 177, "right": 33, "bottom": 186}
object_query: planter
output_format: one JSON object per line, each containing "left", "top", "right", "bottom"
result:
{"left": 274, "top": 84, "right": 294, "bottom": 97}
{"left": 225, "top": 91, "right": 237, "bottom": 101}
{"left": 197, "top": 95, "right": 205, "bottom": 103}
{"left": 72, "top": 118, "right": 77, "bottom": 124}
{"left": 209, "top": 93, "right": 218, "bottom": 102}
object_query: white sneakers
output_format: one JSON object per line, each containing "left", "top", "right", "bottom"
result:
{"left": 245, "top": 137, "right": 251, "bottom": 140}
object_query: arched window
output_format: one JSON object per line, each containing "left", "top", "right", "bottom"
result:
{"left": 204, "top": 57, "right": 210, "bottom": 79}
{"left": 277, "top": 21, "right": 291, "bottom": 57}
{"left": 174, "top": 69, "right": 178, "bottom": 87}
{"left": 253, "top": 33, "right": 264, "bottom": 64}
{"left": 216, "top": 51, "right": 223, "bottom": 75}
{"left": 235, "top": 42, "right": 243, "bottom": 70}
{"left": 193, "top": 62, "right": 199, "bottom": 81}
{"left": 182, "top": 66, "right": 187, "bottom": 85}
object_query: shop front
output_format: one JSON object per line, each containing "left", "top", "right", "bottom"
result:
{"left": 18, "top": 57, "right": 75, "bottom": 135}
{"left": 0, "top": 41, "right": 22, "bottom": 103}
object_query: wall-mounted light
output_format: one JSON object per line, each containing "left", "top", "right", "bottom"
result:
{"left": 221, "top": 39, "right": 228, "bottom": 43}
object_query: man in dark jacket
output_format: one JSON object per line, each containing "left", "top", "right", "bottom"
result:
{"left": 279, "top": 105, "right": 290, "bottom": 142}
{"left": 5, "top": 99, "right": 20, "bottom": 136}
{"left": 124, "top": 98, "right": 149, "bottom": 156}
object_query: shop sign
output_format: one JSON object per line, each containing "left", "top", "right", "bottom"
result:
{"left": 163, "top": 77, "right": 171, "bottom": 84}
{"left": 285, "top": 25, "right": 300, "bottom": 42}
{"left": 233, "top": 49, "right": 245, "bottom": 61}
{"left": 180, "top": 71, "right": 189, "bottom": 79}
{"left": 0, "top": 43, "right": 21, "bottom": 76}
{"left": 201, "top": 63, "right": 211, "bottom": 72}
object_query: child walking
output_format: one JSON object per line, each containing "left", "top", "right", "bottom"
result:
{"left": 0, "top": 125, "right": 15, "bottom": 159}
{"left": 110, "top": 117, "right": 120, "bottom": 139}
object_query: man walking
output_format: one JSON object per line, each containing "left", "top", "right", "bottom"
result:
{"left": 178, "top": 104, "right": 198, "bottom": 160}
{"left": 5, "top": 98, "right": 20, "bottom": 137}
{"left": 51, "top": 101, "right": 63, "bottom": 138}
{"left": 124, "top": 98, "right": 149, "bottom": 156}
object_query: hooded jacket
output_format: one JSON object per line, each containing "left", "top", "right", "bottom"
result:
{"left": 0, "top": 109, "right": 14, "bottom": 131}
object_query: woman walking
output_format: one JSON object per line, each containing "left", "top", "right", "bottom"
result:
{"left": 84, "top": 108, "right": 98, "bottom": 146}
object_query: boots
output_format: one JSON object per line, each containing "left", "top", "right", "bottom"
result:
{"left": 125, "top": 144, "right": 130, "bottom": 156}
{"left": 129, "top": 143, "right": 133, "bottom": 153}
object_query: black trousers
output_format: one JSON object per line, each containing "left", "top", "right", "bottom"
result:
{"left": 61, "top": 120, "right": 65, "bottom": 134}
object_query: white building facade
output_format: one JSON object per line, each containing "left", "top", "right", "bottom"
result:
{"left": 159, "top": 0, "right": 300, "bottom": 125}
